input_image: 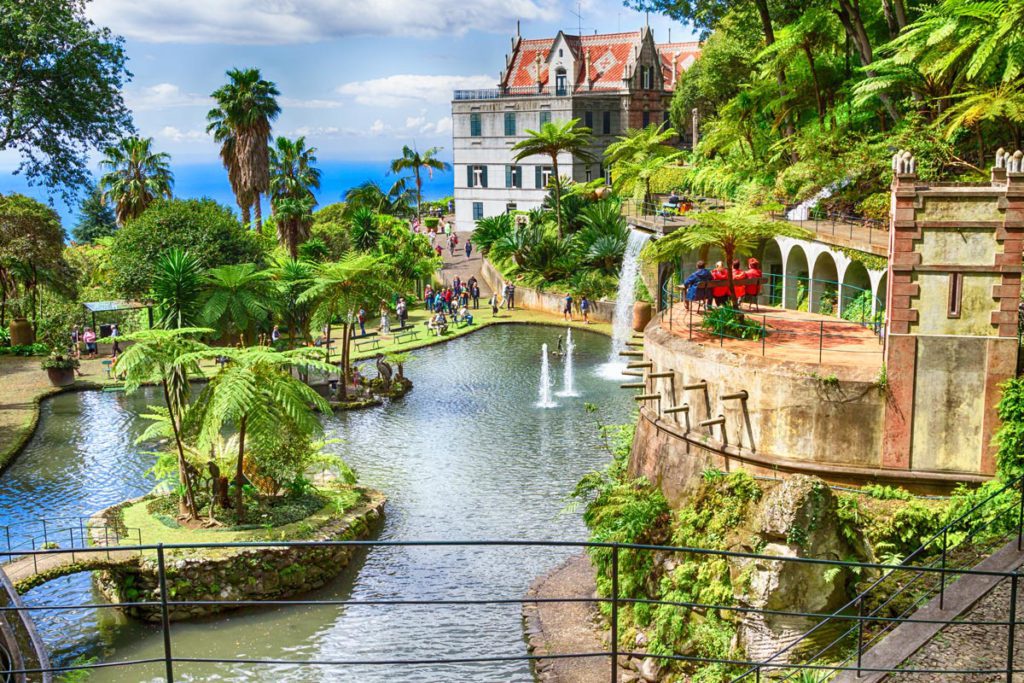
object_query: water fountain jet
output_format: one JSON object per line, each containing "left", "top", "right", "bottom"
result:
{"left": 536, "top": 343, "right": 558, "bottom": 408}
{"left": 556, "top": 328, "right": 579, "bottom": 397}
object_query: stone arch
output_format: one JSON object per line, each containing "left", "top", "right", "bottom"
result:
{"left": 761, "top": 240, "right": 784, "bottom": 307}
{"left": 874, "top": 271, "right": 888, "bottom": 317}
{"left": 840, "top": 261, "right": 872, "bottom": 321}
{"left": 783, "top": 244, "right": 809, "bottom": 310}
{"left": 810, "top": 252, "right": 839, "bottom": 314}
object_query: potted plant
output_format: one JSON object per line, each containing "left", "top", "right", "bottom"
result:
{"left": 41, "top": 352, "right": 79, "bottom": 387}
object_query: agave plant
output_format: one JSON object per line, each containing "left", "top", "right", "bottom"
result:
{"left": 350, "top": 206, "right": 381, "bottom": 252}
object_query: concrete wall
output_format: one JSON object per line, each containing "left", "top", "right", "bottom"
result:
{"left": 628, "top": 314, "right": 988, "bottom": 504}
{"left": 478, "top": 257, "right": 617, "bottom": 322}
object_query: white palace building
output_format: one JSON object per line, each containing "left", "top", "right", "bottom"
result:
{"left": 450, "top": 25, "right": 699, "bottom": 231}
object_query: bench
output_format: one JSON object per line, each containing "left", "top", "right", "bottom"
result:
{"left": 354, "top": 338, "right": 382, "bottom": 352}
{"left": 678, "top": 277, "right": 764, "bottom": 311}
{"left": 394, "top": 329, "right": 420, "bottom": 345}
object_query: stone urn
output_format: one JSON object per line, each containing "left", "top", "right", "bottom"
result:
{"left": 9, "top": 317, "right": 34, "bottom": 346}
{"left": 46, "top": 367, "right": 75, "bottom": 387}
{"left": 632, "top": 302, "right": 652, "bottom": 332}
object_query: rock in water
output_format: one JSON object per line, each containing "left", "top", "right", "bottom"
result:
{"left": 729, "top": 475, "right": 866, "bottom": 664}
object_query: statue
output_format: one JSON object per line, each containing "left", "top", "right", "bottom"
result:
{"left": 375, "top": 353, "right": 393, "bottom": 385}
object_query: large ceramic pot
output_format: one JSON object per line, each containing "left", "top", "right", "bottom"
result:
{"left": 46, "top": 367, "right": 75, "bottom": 387}
{"left": 9, "top": 317, "right": 34, "bottom": 346}
{"left": 632, "top": 302, "right": 653, "bottom": 332}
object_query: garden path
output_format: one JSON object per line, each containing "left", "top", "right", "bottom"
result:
{"left": 438, "top": 231, "right": 492, "bottom": 296}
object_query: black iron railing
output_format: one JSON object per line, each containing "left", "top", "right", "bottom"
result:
{"left": 1, "top": 506, "right": 1023, "bottom": 683}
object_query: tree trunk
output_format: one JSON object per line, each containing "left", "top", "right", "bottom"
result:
{"left": 162, "top": 380, "right": 197, "bottom": 519}
{"left": 892, "top": 0, "right": 908, "bottom": 30}
{"left": 753, "top": 0, "right": 795, "bottom": 142}
{"left": 835, "top": 0, "right": 901, "bottom": 122}
{"left": 415, "top": 167, "right": 423, "bottom": 219}
{"left": 241, "top": 203, "right": 252, "bottom": 229}
{"left": 253, "top": 193, "right": 263, "bottom": 232}
{"left": 802, "top": 43, "right": 826, "bottom": 122}
{"left": 235, "top": 414, "right": 247, "bottom": 522}
{"left": 551, "top": 154, "right": 562, "bottom": 238}
{"left": 334, "top": 321, "right": 351, "bottom": 402}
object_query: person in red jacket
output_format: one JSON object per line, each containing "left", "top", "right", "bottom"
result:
{"left": 731, "top": 260, "right": 746, "bottom": 302}
{"left": 744, "top": 258, "right": 763, "bottom": 309}
{"left": 711, "top": 261, "right": 730, "bottom": 307}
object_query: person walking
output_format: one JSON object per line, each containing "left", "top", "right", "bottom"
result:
{"left": 508, "top": 284, "right": 516, "bottom": 310}
{"left": 580, "top": 295, "right": 591, "bottom": 324}
{"left": 83, "top": 327, "right": 97, "bottom": 359}
{"left": 502, "top": 283, "right": 511, "bottom": 309}
{"left": 448, "top": 233, "right": 456, "bottom": 256}
{"left": 424, "top": 285, "right": 434, "bottom": 311}
{"left": 465, "top": 240, "right": 473, "bottom": 259}
{"left": 110, "top": 323, "right": 120, "bottom": 356}
{"left": 563, "top": 292, "right": 573, "bottom": 321}
{"left": 271, "top": 325, "right": 281, "bottom": 345}
{"left": 357, "top": 307, "right": 367, "bottom": 337}
{"left": 489, "top": 292, "right": 499, "bottom": 316}
{"left": 397, "top": 297, "right": 408, "bottom": 328}
{"left": 379, "top": 300, "right": 391, "bottom": 334}
{"left": 472, "top": 283, "right": 480, "bottom": 309}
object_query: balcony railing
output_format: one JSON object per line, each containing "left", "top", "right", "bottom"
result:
{"left": 453, "top": 85, "right": 576, "bottom": 101}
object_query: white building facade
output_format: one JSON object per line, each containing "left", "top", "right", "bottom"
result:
{"left": 451, "top": 27, "right": 699, "bottom": 231}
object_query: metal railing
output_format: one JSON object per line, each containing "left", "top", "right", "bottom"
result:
{"left": 452, "top": 86, "right": 563, "bottom": 101}
{"left": 0, "top": 518, "right": 143, "bottom": 574}
{"left": 2, "top": 513, "right": 1024, "bottom": 682}
{"left": 735, "top": 474, "right": 1024, "bottom": 682}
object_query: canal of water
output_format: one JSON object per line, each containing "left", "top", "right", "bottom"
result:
{"left": 0, "top": 324, "right": 632, "bottom": 681}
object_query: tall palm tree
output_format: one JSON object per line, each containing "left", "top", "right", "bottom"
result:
{"left": 182, "top": 345, "right": 333, "bottom": 521}
{"left": 270, "top": 136, "right": 321, "bottom": 205}
{"left": 207, "top": 68, "right": 281, "bottom": 231}
{"left": 98, "top": 136, "right": 174, "bottom": 225}
{"left": 512, "top": 119, "right": 595, "bottom": 237}
{"left": 298, "top": 254, "right": 387, "bottom": 401}
{"left": 389, "top": 146, "right": 451, "bottom": 219}
{"left": 207, "top": 110, "right": 254, "bottom": 227}
{"left": 603, "top": 123, "right": 679, "bottom": 167}
{"left": 273, "top": 196, "right": 314, "bottom": 259}
{"left": 201, "top": 263, "right": 277, "bottom": 342}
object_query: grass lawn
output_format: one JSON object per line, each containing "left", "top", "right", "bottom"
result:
{"left": 116, "top": 485, "right": 370, "bottom": 556}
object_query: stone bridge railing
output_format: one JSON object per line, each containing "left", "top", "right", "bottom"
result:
{"left": 0, "top": 566, "right": 50, "bottom": 682}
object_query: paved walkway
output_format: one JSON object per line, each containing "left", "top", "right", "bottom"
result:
{"left": 436, "top": 231, "right": 493, "bottom": 296}
{"left": 523, "top": 553, "right": 609, "bottom": 683}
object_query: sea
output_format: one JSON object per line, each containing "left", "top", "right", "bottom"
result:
{"left": 0, "top": 160, "right": 455, "bottom": 234}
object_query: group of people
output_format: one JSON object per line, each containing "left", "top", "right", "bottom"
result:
{"left": 355, "top": 297, "right": 410, "bottom": 337}
{"left": 683, "top": 258, "right": 763, "bottom": 309}
{"left": 561, "top": 293, "right": 592, "bottom": 323}
{"left": 425, "top": 277, "right": 480, "bottom": 314}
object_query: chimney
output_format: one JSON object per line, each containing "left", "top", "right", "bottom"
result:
{"left": 536, "top": 52, "right": 544, "bottom": 92}
{"left": 584, "top": 48, "right": 592, "bottom": 90}
{"left": 668, "top": 28, "right": 671, "bottom": 42}
{"left": 672, "top": 51, "right": 679, "bottom": 87}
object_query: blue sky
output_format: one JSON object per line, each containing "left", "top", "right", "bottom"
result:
{"left": 0, "top": 0, "right": 696, "bottom": 226}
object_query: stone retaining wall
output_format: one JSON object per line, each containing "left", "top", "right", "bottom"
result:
{"left": 478, "top": 258, "right": 617, "bottom": 323}
{"left": 95, "top": 489, "right": 386, "bottom": 621}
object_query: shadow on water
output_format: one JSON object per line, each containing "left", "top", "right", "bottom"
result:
{"left": 1, "top": 325, "right": 632, "bottom": 682}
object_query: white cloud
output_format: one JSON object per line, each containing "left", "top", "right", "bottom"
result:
{"left": 422, "top": 116, "right": 453, "bottom": 135}
{"left": 157, "top": 126, "right": 209, "bottom": 143}
{"left": 126, "top": 83, "right": 210, "bottom": 110}
{"left": 337, "top": 74, "right": 495, "bottom": 108}
{"left": 279, "top": 97, "right": 345, "bottom": 110}
{"left": 87, "top": 0, "right": 559, "bottom": 44}
{"left": 370, "top": 120, "right": 387, "bottom": 135}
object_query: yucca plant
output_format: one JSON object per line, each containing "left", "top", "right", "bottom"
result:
{"left": 151, "top": 248, "right": 203, "bottom": 330}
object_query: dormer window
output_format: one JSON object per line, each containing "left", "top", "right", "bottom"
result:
{"left": 559, "top": 48, "right": 563, "bottom": 57}
{"left": 555, "top": 68, "right": 567, "bottom": 96}
{"left": 641, "top": 66, "right": 653, "bottom": 90}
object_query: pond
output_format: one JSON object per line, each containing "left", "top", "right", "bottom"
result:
{"left": 1, "top": 324, "right": 632, "bottom": 681}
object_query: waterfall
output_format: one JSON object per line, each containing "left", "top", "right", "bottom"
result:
{"left": 599, "top": 229, "right": 650, "bottom": 379}
{"left": 536, "top": 343, "right": 558, "bottom": 408}
{"left": 556, "top": 328, "right": 579, "bottom": 397}
{"left": 786, "top": 180, "right": 849, "bottom": 221}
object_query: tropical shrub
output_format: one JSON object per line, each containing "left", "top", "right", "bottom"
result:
{"left": 701, "top": 306, "right": 767, "bottom": 340}
{"left": 109, "top": 199, "right": 263, "bottom": 297}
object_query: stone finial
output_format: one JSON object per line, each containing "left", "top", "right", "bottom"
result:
{"left": 1009, "top": 150, "right": 1024, "bottom": 174}
{"left": 892, "top": 150, "right": 917, "bottom": 176}
{"left": 996, "top": 148, "right": 1007, "bottom": 168}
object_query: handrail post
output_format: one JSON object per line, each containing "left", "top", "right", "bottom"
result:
{"left": 1017, "top": 475, "right": 1024, "bottom": 551}
{"left": 31, "top": 538, "right": 36, "bottom": 574}
{"left": 41, "top": 520, "right": 48, "bottom": 547}
{"left": 104, "top": 527, "right": 110, "bottom": 560}
{"left": 611, "top": 545, "right": 619, "bottom": 683}
{"left": 1007, "top": 572, "right": 1018, "bottom": 683}
{"left": 157, "top": 544, "right": 175, "bottom": 683}
{"left": 940, "top": 527, "right": 948, "bottom": 609}
{"left": 856, "top": 594, "right": 865, "bottom": 678}
{"left": 69, "top": 528, "right": 75, "bottom": 564}
{"left": 818, "top": 321, "right": 824, "bottom": 364}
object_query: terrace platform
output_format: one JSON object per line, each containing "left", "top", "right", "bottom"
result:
{"left": 660, "top": 303, "right": 883, "bottom": 373}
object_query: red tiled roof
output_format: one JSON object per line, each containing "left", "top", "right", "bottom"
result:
{"left": 500, "top": 31, "right": 700, "bottom": 95}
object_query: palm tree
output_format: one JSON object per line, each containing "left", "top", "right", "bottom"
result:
{"left": 350, "top": 206, "right": 380, "bottom": 252}
{"left": 270, "top": 135, "right": 321, "bottom": 205}
{"left": 98, "top": 136, "right": 174, "bottom": 225}
{"left": 389, "top": 146, "right": 451, "bottom": 218}
{"left": 273, "top": 196, "right": 314, "bottom": 259}
{"left": 113, "top": 328, "right": 212, "bottom": 519}
{"left": 151, "top": 249, "right": 203, "bottom": 329}
{"left": 512, "top": 119, "right": 595, "bottom": 237}
{"left": 298, "top": 254, "right": 387, "bottom": 401}
{"left": 207, "top": 68, "right": 281, "bottom": 232}
{"left": 604, "top": 123, "right": 679, "bottom": 167}
{"left": 182, "top": 345, "right": 333, "bottom": 521}
{"left": 644, "top": 205, "right": 808, "bottom": 306}
{"left": 344, "top": 178, "right": 414, "bottom": 216}
{"left": 201, "top": 263, "right": 277, "bottom": 342}
{"left": 611, "top": 151, "right": 687, "bottom": 207}
{"left": 207, "top": 110, "right": 254, "bottom": 227}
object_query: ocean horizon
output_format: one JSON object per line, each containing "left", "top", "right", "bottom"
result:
{"left": 0, "top": 160, "right": 455, "bottom": 235}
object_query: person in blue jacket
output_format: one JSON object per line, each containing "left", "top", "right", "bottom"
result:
{"left": 683, "top": 260, "right": 713, "bottom": 310}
